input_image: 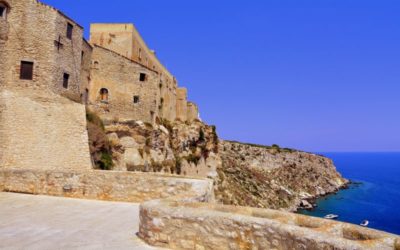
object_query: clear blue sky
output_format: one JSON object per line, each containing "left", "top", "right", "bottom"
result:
{"left": 42, "top": 0, "right": 400, "bottom": 152}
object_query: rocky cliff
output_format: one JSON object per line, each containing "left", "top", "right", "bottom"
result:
{"left": 214, "top": 140, "right": 348, "bottom": 211}
{"left": 102, "top": 118, "right": 220, "bottom": 178}
{"left": 88, "top": 112, "right": 348, "bottom": 211}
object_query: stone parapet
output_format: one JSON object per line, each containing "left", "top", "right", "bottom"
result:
{"left": 0, "top": 169, "right": 213, "bottom": 203}
{"left": 139, "top": 201, "right": 400, "bottom": 250}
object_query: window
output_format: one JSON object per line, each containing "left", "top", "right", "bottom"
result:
{"left": 139, "top": 73, "right": 147, "bottom": 82}
{"left": 100, "top": 88, "right": 109, "bottom": 101}
{"left": 63, "top": 73, "right": 69, "bottom": 89}
{"left": 133, "top": 95, "right": 140, "bottom": 104}
{"left": 20, "top": 61, "right": 33, "bottom": 80}
{"left": 138, "top": 48, "right": 142, "bottom": 60}
{"left": 93, "top": 61, "right": 99, "bottom": 69}
{"left": 66, "top": 23, "right": 73, "bottom": 39}
{"left": 0, "top": 3, "right": 7, "bottom": 19}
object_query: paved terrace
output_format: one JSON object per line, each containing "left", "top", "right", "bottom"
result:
{"left": 0, "top": 192, "right": 162, "bottom": 250}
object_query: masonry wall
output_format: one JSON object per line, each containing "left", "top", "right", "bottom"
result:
{"left": 0, "top": 17, "right": 8, "bottom": 86}
{"left": 0, "top": 169, "right": 214, "bottom": 203}
{"left": 54, "top": 11, "right": 84, "bottom": 101}
{"left": 1, "top": 0, "right": 83, "bottom": 100}
{"left": 176, "top": 88, "right": 188, "bottom": 121}
{"left": 140, "top": 200, "right": 400, "bottom": 250}
{"left": 90, "top": 23, "right": 182, "bottom": 122}
{"left": 88, "top": 45, "right": 160, "bottom": 123}
{"left": 80, "top": 39, "right": 93, "bottom": 104}
{"left": 0, "top": 89, "right": 92, "bottom": 171}
{"left": 187, "top": 102, "right": 199, "bottom": 121}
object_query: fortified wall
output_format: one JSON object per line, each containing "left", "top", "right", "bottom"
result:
{"left": 0, "top": 0, "right": 92, "bottom": 170}
{"left": 89, "top": 23, "right": 199, "bottom": 123}
{"left": 89, "top": 45, "right": 160, "bottom": 123}
{"left": 0, "top": 0, "right": 200, "bottom": 172}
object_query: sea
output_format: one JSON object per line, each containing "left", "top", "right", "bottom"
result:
{"left": 299, "top": 152, "right": 400, "bottom": 235}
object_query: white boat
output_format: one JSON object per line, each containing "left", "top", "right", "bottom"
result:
{"left": 360, "top": 220, "right": 369, "bottom": 227}
{"left": 324, "top": 214, "right": 339, "bottom": 219}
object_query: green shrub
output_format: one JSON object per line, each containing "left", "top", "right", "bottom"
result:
{"left": 98, "top": 152, "right": 113, "bottom": 170}
{"left": 86, "top": 109, "right": 113, "bottom": 170}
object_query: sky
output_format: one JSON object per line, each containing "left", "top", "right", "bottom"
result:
{"left": 41, "top": 0, "right": 400, "bottom": 152}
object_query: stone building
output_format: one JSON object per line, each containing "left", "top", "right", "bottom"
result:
{"left": 89, "top": 23, "right": 199, "bottom": 123}
{"left": 0, "top": 0, "right": 199, "bottom": 171}
{"left": 88, "top": 45, "right": 160, "bottom": 123}
{"left": 0, "top": 0, "right": 92, "bottom": 170}
{"left": 0, "top": 0, "right": 86, "bottom": 100}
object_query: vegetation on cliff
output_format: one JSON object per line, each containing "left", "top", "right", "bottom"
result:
{"left": 215, "top": 140, "right": 348, "bottom": 211}
{"left": 86, "top": 110, "right": 113, "bottom": 170}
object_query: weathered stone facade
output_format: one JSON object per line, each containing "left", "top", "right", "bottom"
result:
{"left": 89, "top": 23, "right": 198, "bottom": 122}
{"left": 1, "top": 0, "right": 84, "bottom": 100}
{"left": 0, "top": 0, "right": 92, "bottom": 170}
{"left": 140, "top": 200, "right": 400, "bottom": 250}
{"left": 0, "top": 89, "right": 92, "bottom": 171}
{"left": 0, "top": 168, "right": 213, "bottom": 203}
{"left": 80, "top": 39, "right": 93, "bottom": 104}
{"left": 88, "top": 45, "right": 160, "bottom": 123}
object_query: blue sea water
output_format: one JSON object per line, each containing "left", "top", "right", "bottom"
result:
{"left": 299, "top": 152, "right": 400, "bottom": 235}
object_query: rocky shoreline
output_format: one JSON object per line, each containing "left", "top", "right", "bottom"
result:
{"left": 297, "top": 180, "right": 363, "bottom": 212}
{"left": 215, "top": 140, "right": 349, "bottom": 211}
{"left": 297, "top": 180, "right": 350, "bottom": 211}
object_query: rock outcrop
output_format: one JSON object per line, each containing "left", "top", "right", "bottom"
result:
{"left": 92, "top": 114, "right": 348, "bottom": 212}
{"left": 103, "top": 118, "right": 220, "bottom": 178}
{"left": 215, "top": 140, "right": 348, "bottom": 211}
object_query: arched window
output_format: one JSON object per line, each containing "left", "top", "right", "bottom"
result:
{"left": 100, "top": 88, "right": 109, "bottom": 102}
{"left": 93, "top": 61, "right": 99, "bottom": 69}
{"left": 0, "top": 2, "right": 9, "bottom": 19}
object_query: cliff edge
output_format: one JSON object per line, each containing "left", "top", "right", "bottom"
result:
{"left": 215, "top": 140, "right": 348, "bottom": 211}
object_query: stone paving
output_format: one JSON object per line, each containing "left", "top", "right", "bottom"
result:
{"left": 0, "top": 192, "right": 162, "bottom": 250}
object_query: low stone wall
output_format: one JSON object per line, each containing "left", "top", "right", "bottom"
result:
{"left": 1, "top": 169, "right": 398, "bottom": 250}
{"left": 139, "top": 201, "right": 400, "bottom": 250}
{"left": 0, "top": 169, "right": 213, "bottom": 203}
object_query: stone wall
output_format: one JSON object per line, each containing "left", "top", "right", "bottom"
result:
{"left": 88, "top": 45, "right": 160, "bottom": 123}
{"left": 176, "top": 88, "right": 188, "bottom": 121}
{"left": 0, "top": 89, "right": 92, "bottom": 171}
{"left": 1, "top": 0, "right": 83, "bottom": 101}
{"left": 187, "top": 102, "right": 199, "bottom": 121}
{"left": 139, "top": 200, "right": 400, "bottom": 250}
{"left": 0, "top": 168, "right": 214, "bottom": 203}
{"left": 80, "top": 39, "right": 93, "bottom": 104}
{"left": 90, "top": 23, "right": 178, "bottom": 122}
{"left": 89, "top": 23, "right": 200, "bottom": 122}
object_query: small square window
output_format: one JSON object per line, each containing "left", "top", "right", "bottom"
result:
{"left": 133, "top": 95, "right": 140, "bottom": 104}
{"left": 66, "top": 23, "right": 73, "bottom": 39}
{"left": 139, "top": 73, "right": 146, "bottom": 82}
{"left": 63, "top": 73, "right": 69, "bottom": 89}
{"left": 20, "top": 61, "right": 34, "bottom": 80}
